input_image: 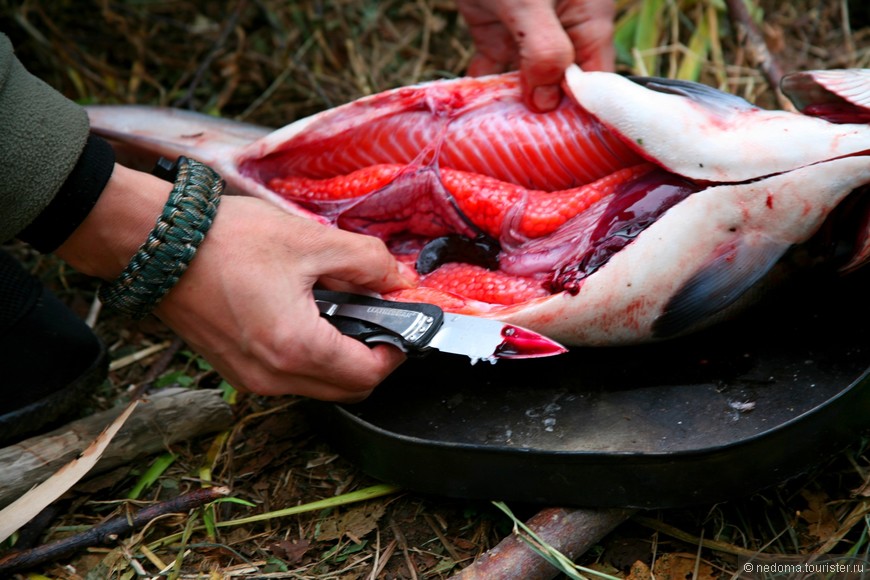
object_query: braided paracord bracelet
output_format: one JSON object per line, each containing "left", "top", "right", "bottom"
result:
{"left": 98, "top": 157, "right": 224, "bottom": 319}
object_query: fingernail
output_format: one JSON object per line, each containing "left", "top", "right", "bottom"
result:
{"left": 397, "top": 263, "right": 419, "bottom": 288}
{"left": 531, "top": 85, "right": 562, "bottom": 112}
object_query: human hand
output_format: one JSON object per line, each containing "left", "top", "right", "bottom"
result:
{"left": 155, "top": 194, "right": 412, "bottom": 401}
{"left": 456, "top": 0, "right": 615, "bottom": 111}
{"left": 58, "top": 165, "right": 412, "bottom": 402}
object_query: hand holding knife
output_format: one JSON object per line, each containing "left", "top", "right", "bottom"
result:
{"left": 314, "top": 290, "right": 567, "bottom": 362}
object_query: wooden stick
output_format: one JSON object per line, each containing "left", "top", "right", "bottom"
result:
{"left": 724, "top": 0, "right": 792, "bottom": 110}
{"left": 0, "top": 400, "right": 140, "bottom": 543}
{"left": 450, "top": 507, "right": 635, "bottom": 580}
{"left": 0, "top": 388, "right": 233, "bottom": 509}
{"left": 0, "top": 486, "right": 230, "bottom": 573}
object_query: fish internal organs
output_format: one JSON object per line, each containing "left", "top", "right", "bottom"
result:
{"left": 268, "top": 163, "right": 655, "bottom": 239}
{"left": 247, "top": 73, "right": 653, "bottom": 308}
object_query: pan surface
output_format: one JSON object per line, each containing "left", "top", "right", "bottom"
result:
{"left": 311, "top": 269, "right": 870, "bottom": 508}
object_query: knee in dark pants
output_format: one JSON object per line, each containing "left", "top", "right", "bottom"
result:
{"left": 0, "top": 249, "right": 108, "bottom": 445}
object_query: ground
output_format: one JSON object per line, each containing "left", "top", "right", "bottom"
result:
{"left": 1, "top": 0, "right": 869, "bottom": 578}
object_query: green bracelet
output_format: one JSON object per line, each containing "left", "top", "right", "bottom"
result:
{"left": 99, "top": 157, "right": 224, "bottom": 319}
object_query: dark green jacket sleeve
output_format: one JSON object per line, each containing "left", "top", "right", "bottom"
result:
{"left": 0, "top": 33, "right": 90, "bottom": 243}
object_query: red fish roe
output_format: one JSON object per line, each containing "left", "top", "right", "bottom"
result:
{"left": 442, "top": 163, "right": 655, "bottom": 239}
{"left": 418, "top": 263, "right": 548, "bottom": 305}
{"left": 269, "top": 164, "right": 403, "bottom": 200}
{"left": 384, "top": 286, "right": 472, "bottom": 313}
{"left": 269, "top": 162, "right": 656, "bottom": 240}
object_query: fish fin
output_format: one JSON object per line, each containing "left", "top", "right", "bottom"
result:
{"left": 781, "top": 69, "right": 870, "bottom": 123}
{"left": 627, "top": 76, "right": 758, "bottom": 116}
{"left": 652, "top": 238, "right": 790, "bottom": 338}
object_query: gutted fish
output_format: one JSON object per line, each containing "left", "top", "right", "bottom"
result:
{"left": 86, "top": 66, "right": 870, "bottom": 345}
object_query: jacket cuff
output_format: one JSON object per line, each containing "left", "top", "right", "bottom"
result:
{"left": 18, "top": 135, "right": 115, "bottom": 253}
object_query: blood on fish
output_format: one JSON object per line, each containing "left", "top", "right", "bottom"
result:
{"left": 548, "top": 169, "right": 701, "bottom": 293}
{"left": 495, "top": 325, "right": 569, "bottom": 359}
{"left": 803, "top": 103, "right": 870, "bottom": 124}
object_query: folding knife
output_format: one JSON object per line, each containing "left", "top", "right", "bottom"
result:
{"left": 314, "top": 290, "right": 567, "bottom": 362}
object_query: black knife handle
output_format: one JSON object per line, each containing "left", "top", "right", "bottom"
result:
{"left": 313, "top": 290, "right": 444, "bottom": 353}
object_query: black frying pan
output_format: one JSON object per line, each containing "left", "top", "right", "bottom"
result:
{"left": 310, "top": 267, "right": 870, "bottom": 509}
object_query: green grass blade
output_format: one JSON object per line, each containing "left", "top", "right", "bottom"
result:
{"left": 127, "top": 452, "right": 177, "bottom": 500}
{"left": 614, "top": 5, "right": 640, "bottom": 67}
{"left": 634, "top": 0, "right": 666, "bottom": 75}
{"left": 216, "top": 484, "right": 401, "bottom": 528}
{"left": 676, "top": 4, "right": 711, "bottom": 81}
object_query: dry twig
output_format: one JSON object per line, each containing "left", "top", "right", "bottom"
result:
{"left": 0, "top": 486, "right": 230, "bottom": 573}
{"left": 724, "top": 0, "right": 791, "bottom": 109}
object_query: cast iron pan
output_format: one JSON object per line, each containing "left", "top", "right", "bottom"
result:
{"left": 310, "top": 268, "right": 870, "bottom": 509}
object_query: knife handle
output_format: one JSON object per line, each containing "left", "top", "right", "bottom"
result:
{"left": 313, "top": 290, "right": 444, "bottom": 353}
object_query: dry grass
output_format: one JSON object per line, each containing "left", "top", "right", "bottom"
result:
{"left": 1, "top": 0, "right": 870, "bottom": 578}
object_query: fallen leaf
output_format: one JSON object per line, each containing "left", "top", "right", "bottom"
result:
{"left": 269, "top": 539, "right": 311, "bottom": 564}
{"left": 798, "top": 489, "right": 839, "bottom": 544}
{"left": 626, "top": 559, "right": 652, "bottom": 580}
{"left": 652, "top": 552, "right": 716, "bottom": 580}
{"left": 316, "top": 501, "right": 386, "bottom": 542}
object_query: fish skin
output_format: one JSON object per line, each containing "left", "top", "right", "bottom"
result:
{"left": 83, "top": 104, "right": 311, "bottom": 219}
{"left": 495, "top": 157, "right": 870, "bottom": 344}
{"left": 562, "top": 66, "right": 870, "bottom": 182}
{"left": 86, "top": 67, "right": 870, "bottom": 346}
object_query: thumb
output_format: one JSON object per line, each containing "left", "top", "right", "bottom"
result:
{"left": 494, "top": 1, "right": 575, "bottom": 111}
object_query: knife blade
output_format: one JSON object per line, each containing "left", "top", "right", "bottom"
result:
{"left": 314, "top": 290, "right": 566, "bottom": 361}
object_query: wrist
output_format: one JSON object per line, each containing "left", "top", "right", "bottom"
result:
{"left": 97, "top": 158, "right": 223, "bottom": 319}
{"left": 55, "top": 164, "right": 172, "bottom": 280}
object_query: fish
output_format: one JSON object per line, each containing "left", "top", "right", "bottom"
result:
{"left": 86, "top": 65, "right": 870, "bottom": 346}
